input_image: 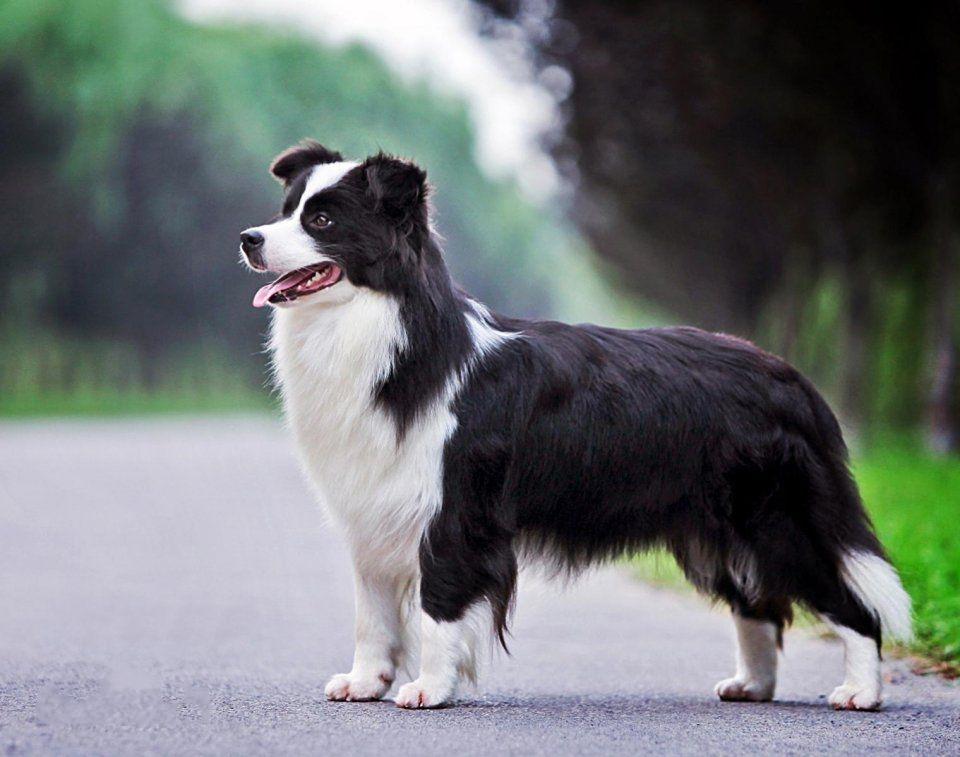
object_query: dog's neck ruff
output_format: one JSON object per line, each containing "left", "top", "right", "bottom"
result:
{"left": 270, "top": 289, "right": 436, "bottom": 569}
{"left": 268, "top": 279, "right": 516, "bottom": 574}
{"left": 269, "top": 283, "right": 515, "bottom": 442}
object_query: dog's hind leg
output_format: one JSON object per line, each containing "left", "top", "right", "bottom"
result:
{"left": 825, "top": 622, "right": 883, "bottom": 711}
{"left": 786, "top": 382, "right": 912, "bottom": 709}
{"left": 715, "top": 613, "right": 779, "bottom": 702}
{"left": 796, "top": 569, "right": 884, "bottom": 710}
{"left": 798, "top": 550, "right": 911, "bottom": 711}
{"left": 711, "top": 584, "right": 789, "bottom": 703}
{"left": 671, "top": 536, "right": 786, "bottom": 703}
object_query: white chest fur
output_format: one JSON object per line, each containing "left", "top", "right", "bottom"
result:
{"left": 270, "top": 291, "right": 455, "bottom": 577}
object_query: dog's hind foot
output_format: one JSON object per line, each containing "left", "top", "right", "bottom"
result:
{"left": 395, "top": 677, "right": 455, "bottom": 709}
{"left": 828, "top": 683, "right": 882, "bottom": 711}
{"left": 714, "top": 676, "right": 775, "bottom": 702}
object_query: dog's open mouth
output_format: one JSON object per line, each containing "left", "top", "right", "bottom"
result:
{"left": 252, "top": 263, "right": 343, "bottom": 308}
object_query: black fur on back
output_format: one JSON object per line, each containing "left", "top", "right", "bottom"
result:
{"left": 415, "top": 315, "right": 888, "bottom": 652}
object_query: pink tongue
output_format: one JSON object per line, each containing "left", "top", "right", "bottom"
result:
{"left": 253, "top": 268, "right": 319, "bottom": 308}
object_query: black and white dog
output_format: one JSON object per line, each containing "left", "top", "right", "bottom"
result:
{"left": 240, "top": 141, "right": 911, "bottom": 710}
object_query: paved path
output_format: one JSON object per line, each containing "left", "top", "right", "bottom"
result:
{"left": 0, "top": 418, "right": 957, "bottom": 755}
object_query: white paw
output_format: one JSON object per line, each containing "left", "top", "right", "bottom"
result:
{"left": 324, "top": 671, "right": 393, "bottom": 702}
{"left": 394, "top": 678, "right": 454, "bottom": 709}
{"left": 828, "top": 683, "right": 882, "bottom": 711}
{"left": 714, "top": 676, "right": 775, "bottom": 702}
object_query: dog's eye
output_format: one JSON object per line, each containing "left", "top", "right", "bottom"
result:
{"left": 308, "top": 213, "right": 332, "bottom": 230}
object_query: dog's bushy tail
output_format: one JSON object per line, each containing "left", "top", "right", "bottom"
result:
{"left": 799, "top": 377, "right": 913, "bottom": 643}
{"left": 839, "top": 550, "right": 913, "bottom": 642}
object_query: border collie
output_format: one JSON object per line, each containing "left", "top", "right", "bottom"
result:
{"left": 239, "top": 141, "right": 911, "bottom": 710}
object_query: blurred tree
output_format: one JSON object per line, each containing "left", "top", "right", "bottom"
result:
{"left": 0, "top": 0, "right": 588, "bottom": 400}
{"left": 479, "top": 0, "right": 960, "bottom": 451}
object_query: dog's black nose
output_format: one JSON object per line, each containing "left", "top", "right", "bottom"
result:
{"left": 240, "top": 230, "right": 266, "bottom": 269}
{"left": 241, "top": 230, "right": 264, "bottom": 251}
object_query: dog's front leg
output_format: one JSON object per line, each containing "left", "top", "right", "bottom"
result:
{"left": 395, "top": 526, "right": 516, "bottom": 709}
{"left": 325, "top": 569, "right": 406, "bottom": 702}
{"left": 393, "top": 605, "right": 485, "bottom": 709}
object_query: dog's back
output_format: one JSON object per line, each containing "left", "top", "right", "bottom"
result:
{"left": 429, "top": 320, "right": 909, "bottom": 655}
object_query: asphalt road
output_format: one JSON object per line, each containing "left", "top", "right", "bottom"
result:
{"left": 1, "top": 417, "right": 958, "bottom": 755}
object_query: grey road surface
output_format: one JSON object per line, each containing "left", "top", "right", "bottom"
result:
{"left": 1, "top": 418, "right": 958, "bottom": 755}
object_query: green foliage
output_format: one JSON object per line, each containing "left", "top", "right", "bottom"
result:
{"left": 0, "top": 0, "right": 655, "bottom": 415}
{"left": 792, "top": 275, "right": 845, "bottom": 402}
{"left": 866, "top": 280, "right": 929, "bottom": 436}
{"left": 0, "top": 0, "right": 613, "bottom": 314}
{"left": 758, "top": 269, "right": 936, "bottom": 443}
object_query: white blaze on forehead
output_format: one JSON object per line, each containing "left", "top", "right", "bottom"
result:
{"left": 248, "top": 160, "right": 359, "bottom": 273}
{"left": 295, "top": 161, "right": 359, "bottom": 216}
{"left": 248, "top": 161, "right": 359, "bottom": 274}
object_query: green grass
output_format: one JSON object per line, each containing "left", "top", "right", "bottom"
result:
{"left": 0, "top": 386, "right": 271, "bottom": 417}
{"left": 0, "top": 333, "right": 273, "bottom": 418}
{"left": 854, "top": 449, "right": 960, "bottom": 664}
{"left": 631, "top": 448, "right": 960, "bottom": 665}
{"left": 630, "top": 548, "right": 688, "bottom": 590}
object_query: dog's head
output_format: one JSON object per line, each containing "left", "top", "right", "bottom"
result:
{"left": 240, "top": 141, "right": 429, "bottom": 308}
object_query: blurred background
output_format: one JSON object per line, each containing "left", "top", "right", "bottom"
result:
{"left": 1, "top": 1, "right": 958, "bottom": 664}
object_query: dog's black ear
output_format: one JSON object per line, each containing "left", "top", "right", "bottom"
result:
{"left": 269, "top": 140, "right": 343, "bottom": 185}
{"left": 362, "top": 153, "right": 428, "bottom": 228}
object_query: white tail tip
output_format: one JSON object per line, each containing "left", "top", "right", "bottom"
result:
{"left": 841, "top": 551, "right": 913, "bottom": 643}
